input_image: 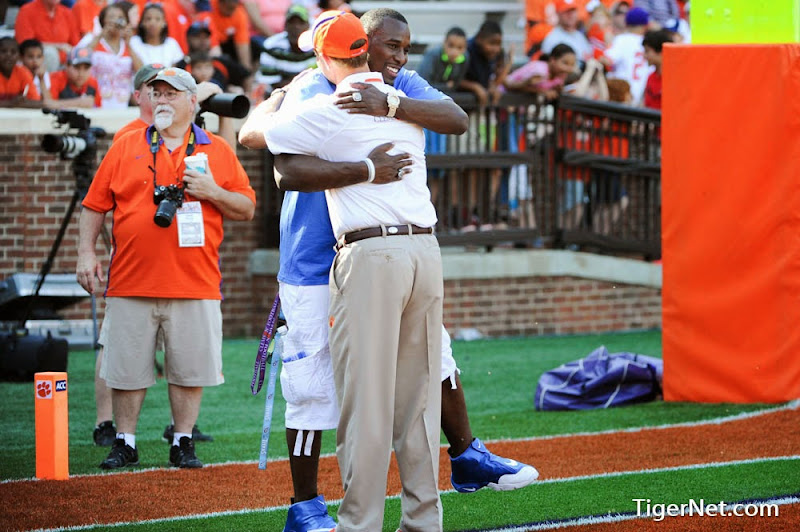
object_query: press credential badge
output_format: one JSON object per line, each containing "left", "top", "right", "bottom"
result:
{"left": 177, "top": 201, "right": 204, "bottom": 247}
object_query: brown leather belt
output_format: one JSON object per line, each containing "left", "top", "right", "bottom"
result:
{"left": 336, "top": 224, "right": 434, "bottom": 250}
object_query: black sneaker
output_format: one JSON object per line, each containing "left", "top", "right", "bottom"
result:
{"left": 93, "top": 420, "right": 116, "bottom": 446}
{"left": 169, "top": 436, "right": 203, "bottom": 468}
{"left": 100, "top": 438, "right": 139, "bottom": 469}
{"left": 163, "top": 424, "right": 214, "bottom": 443}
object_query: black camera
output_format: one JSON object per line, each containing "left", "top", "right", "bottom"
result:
{"left": 153, "top": 184, "right": 185, "bottom": 228}
{"left": 41, "top": 110, "right": 105, "bottom": 161}
{"left": 199, "top": 93, "right": 250, "bottom": 118}
{"left": 41, "top": 110, "right": 105, "bottom": 192}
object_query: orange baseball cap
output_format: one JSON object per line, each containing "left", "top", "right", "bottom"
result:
{"left": 556, "top": 0, "right": 579, "bottom": 13}
{"left": 298, "top": 10, "right": 368, "bottom": 59}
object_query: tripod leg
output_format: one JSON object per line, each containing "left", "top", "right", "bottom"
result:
{"left": 21, "top": 189, "right": 82, "bottom": 327}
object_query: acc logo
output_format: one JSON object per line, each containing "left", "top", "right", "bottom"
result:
{"left": 55, "top": 380, "right": 67, "bottom": 392}
{"left": 36, "top": 380, "right": 52, "bottom": 399}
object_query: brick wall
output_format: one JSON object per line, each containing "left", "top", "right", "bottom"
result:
{"left": 1, "top": 131, "right": 661, "bottom": 338}
{"left": 443, "top": 277, "right": 661, "bottom": 337}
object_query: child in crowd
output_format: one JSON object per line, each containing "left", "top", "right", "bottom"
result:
{"left": 256, "top": 4, "right": 315, "bottom": 94}
{"left": 46, "top": 47, "right": 102, "bottom": 108}
{"left": 188, "top": 52, "right": 237, "bottom": 149}
{"left": 0, "top": 37, "right": 41, "bottom": 107}
{"left": 417, "top": 26, "right": 468, "bottom": 91}
{"left": 188, "top": 52, "right": 217, "bottom": 84}
{"left": 20, "top": 39, "right": 50, "bottom": 101}
{"left": 460, "top": 20, "right": 507, "bottom": 107}
{"left": 642, "top": 29, "right": 672, "bottom": 110}
{"left": 504, "top": 43, "right": 577, "bottom": 100}
{"left": 129, "top": 3, "right": 184, "bottom": 67}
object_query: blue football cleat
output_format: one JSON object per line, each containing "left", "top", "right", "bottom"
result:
{"left": 283, "top": 495, "right": 337, "bottom": 532}
{"left": 450, "top": 438, "right": 539, "bottom": 493}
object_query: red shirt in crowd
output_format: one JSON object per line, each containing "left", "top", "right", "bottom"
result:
{"left": 0, "top": 64, "right": 41, "bottom": 100}
{"left": 644, "top": 70, "right": 662, "bottom": 110}
{"left": 48, "top": 69, "right": 102, "bottom": 107}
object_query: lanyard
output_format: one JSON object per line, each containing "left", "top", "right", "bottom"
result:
{"left": 149, "top": 127, "right": 196, "bottom": 188}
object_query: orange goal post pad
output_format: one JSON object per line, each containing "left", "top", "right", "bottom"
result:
{"left": 661, "top": 44, "right": 800, "bottom": 403}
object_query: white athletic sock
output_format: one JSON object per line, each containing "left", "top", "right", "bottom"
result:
{"left": 117, "top": 432, "right": 136, "bottom": 448}
{"left": 173, "top": 432, "right": 192, "bottom": 446}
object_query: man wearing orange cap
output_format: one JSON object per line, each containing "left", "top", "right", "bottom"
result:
{"left": 263, "top": 12, "right": 444, "bottom": 531}
{"left": 240, "top": 8, "right": 539, "bottom": 531}
{"left": 541, "top": 0, "right": 593, "bottom": 63}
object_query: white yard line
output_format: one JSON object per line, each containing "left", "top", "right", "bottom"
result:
{"left": 31, "top": 456, "right": 800, "bottom": 532}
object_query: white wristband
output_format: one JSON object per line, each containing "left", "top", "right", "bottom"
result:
{"left": 363, "top": 158, "right": 375, "bottom": 183}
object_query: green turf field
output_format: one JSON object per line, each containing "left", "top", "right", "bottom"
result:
{"left": 3, "top": 330, "right": 797, "bottom": 531}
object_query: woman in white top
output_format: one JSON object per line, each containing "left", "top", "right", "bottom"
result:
{"left": 78, "top": 3, "right": 143, "bottom": 108}
{"left": 129, "top": 3, "right": 184, "bottom": 68}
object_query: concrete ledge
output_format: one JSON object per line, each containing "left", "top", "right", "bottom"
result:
{"left": 249, "top": 248, "right": 662, "bottom": 289}
{"left": 0, "top": 108, "right": 224, "bottom": 135}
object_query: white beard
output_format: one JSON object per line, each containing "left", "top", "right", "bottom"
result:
{"left": 154, "top": 105, "right": 175, "bottom": 129}
{"left": 154, "top": 113, "right": 174, "bottom": 130}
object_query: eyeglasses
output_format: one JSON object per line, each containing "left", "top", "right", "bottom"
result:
{"left": 151, "top": 90, "right": 182, "bottom": 101}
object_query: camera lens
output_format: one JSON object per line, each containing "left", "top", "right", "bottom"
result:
{"left": 154, "top": 199, "right": 178, "bottom": 227}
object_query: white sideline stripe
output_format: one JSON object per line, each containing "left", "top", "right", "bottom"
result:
{"left": 477, "top": 495, "right": 800, "bottom": 531}
{"left": 5, "top": 400, "right": 798, "bottom": 486}
{"left": 31, "top": 456, "right": 800, "bottom": 531}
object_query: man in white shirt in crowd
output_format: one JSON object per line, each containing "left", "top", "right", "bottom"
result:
{"left": 602, "top": 6, "right": 653, "bottom": 105}
{"left": 541, "top": 0, "right": 592, "bottom": 65}
{"left": 262, "top": 11, "right": 444, "bottom": 531}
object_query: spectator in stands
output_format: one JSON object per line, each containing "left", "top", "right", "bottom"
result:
{"left": 459, "top": 20, "right": 510, "bottom": 231}
{"left": 634, "top": 0, "right": 679, "bottom": 28}
{"left": 541, "top": 0, "right": 593, "bottom": 65}
{"left": 417, "top": 26, "right": 469, "bottom": 91}
{"left": 209, "top": 0, "right": 253, "bottom": 73}
{"left": 162, "top": 0, "right": 201, "bottom": 54}
{"left": 524, "top": 0, "right": 557, "bottom": 57}
{"left": 601, "top": 6, "right": 651, "bottom": 105}
{"left": 610, "top": 1, "right": 632, "bottom": 36}
{"left": 176, "top": 20, "right": 250, "bottom": 92}
{"left": 241, "top": 0, "right": 289, "bottom": 39}
{"left": 585, "top": 1, "right": 613, "bottom": 59}
{"left": 45, "top": 46, "right": 102, "bottom": 108}
{"left": 129, "top": 3, "right": 184, "bottom": 67}
{"left": 459, "top": 20, "right": 507, "bottom": 107}
{"left": 79, "top": 2, "right": 143, "bottom": 108}
{"left": 14, "top": 0, "right": 81, "bottom": 71}
{"left": 187, "top": 52, "right": 237, "bottom": 148}
{"left": 642, "top": 28, "right": 672, "bottom": 110}
{"left": 256, "top": 3, "right": 315, "bottom": 92}
{"left": 504, "top": 43, "right": 577, "bottom": 100}
{"left": 20, "top": 39, "right": 50, "bottom": 100}
{"left": 72, "top": 0, "right": 107, "bottom": 38}
{"left": 0, "top": 36, "right": 41, "bottom": 106}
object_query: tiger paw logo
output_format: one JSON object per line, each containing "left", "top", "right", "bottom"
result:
{"left": 36, "top": 381, "right": 52, "bottom": 399}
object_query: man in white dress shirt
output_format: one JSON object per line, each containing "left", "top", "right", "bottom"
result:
{"left": 263, "top": 11, "right": 444, "bottom": 532}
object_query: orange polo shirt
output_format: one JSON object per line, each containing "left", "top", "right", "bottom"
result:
{"left": 0, "top": 64, "right": 40, "bottom": 100}
{"left": 83, "top": 124, "right": 256, "bottom": 299}
{"left": 14, "top": 0, "right": 80, "bottom": 47}
{"left": 112, "top": 117, "right": 148, "bottom": 142}
{"left": 49, "top": 70, "right": 102, "bottom": 106}
{"left": 209, "top": 0, "right": 250, "bottom": 45}
{"left": 72, "top": 0, "right": 106, "bottom": 37}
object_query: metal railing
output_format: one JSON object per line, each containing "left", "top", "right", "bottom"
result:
{"left": 259, "top": 91, "right": 662, "bottom": 259}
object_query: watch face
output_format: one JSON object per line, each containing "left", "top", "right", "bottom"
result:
{"left": 388, "top": 94, "right": 400, "bottom": 107}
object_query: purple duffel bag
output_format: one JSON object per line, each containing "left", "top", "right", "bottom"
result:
{"left": 534, "top": 346, "right": 663, "bottom": 411}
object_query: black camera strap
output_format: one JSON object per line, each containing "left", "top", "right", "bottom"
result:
{"left": 148, "top": 127, "right": 196, "bottom": 189}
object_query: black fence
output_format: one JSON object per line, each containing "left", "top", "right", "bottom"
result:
{"left": 259, "top": 92, "right": 662, "bottom": 259}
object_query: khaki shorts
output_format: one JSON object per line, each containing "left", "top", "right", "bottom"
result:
{"left": 100, "top": 297, "right": 224, "bottom": 390}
